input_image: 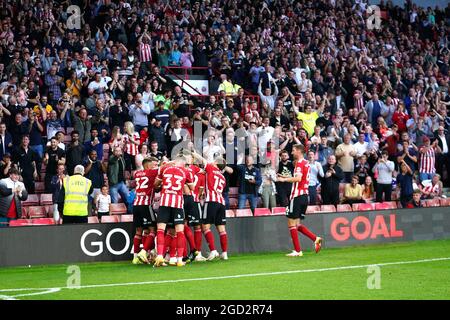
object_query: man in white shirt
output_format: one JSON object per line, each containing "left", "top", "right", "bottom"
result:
{"left": 257, "top": 117, "right": 274, "bottom": 164}
{"left": 435, "top": 126, "right": 450, "bottom": 186}
{"left": 354, "top": 133, "right": 369, "bottom": 158}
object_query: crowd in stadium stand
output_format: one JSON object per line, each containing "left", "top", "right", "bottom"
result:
{"left": 0, "top": 0, "right": 449, "bottom": 223}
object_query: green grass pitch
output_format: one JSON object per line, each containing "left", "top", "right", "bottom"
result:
{"left": 1, "top": 239, "right": 450, "bottom": 300}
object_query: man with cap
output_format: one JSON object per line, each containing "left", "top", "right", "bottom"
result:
{"left": 58, "top": 164, "right": 93, "bottom": 224}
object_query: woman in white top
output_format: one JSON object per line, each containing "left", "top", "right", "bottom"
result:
{"left": 135, "top": 144, "right": 150, "bottom": 171}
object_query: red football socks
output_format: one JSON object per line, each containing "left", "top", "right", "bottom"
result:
{"left": 194, "top": 228, "right": 202, "bottom": 251}
{"left": 184, "top": 224, "right": 196, "bottom": 252}
{"left": 219, "top": 231, "right": 228, "bottom": 252}
{"left": 133, "top": 235, "right": 142, "bottom": 254}
{"left": 156, "top": 229, "right": 165, "bottom": 256}
{"left": 289, "top": 226, "right": 301, "bottom": 252}
{"left": 298, "top": 225, "right": 317, "bottom": 242}
{"left": 176, "top": 231, "right": 186, "bottom": 259}
{"left": 169, "top": 234, "right": 177, "bottom": 258}
{"left": 204, "top": 229, "right": 216, "bottom": 251}
{"left": 143, "top": 231, "right": 156, "bottom": 251}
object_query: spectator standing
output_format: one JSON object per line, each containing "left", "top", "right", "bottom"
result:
{"left": 307, "top": 150, "right": 324, "bottom": 205}
{"left": 0, "top": 122, "right": 13, "bottom": 160}
{"left": 83, "top": 150, "right": 107, "bottom": 196}
{"left": 12, "top": 135, "right": 39, "bottom": 194}
{"left": 0, "top": 168, "right": 28, "bottom": 226}
{"left": 396, "top": 160, "right": 414, "bottom": 207}
{"left": 66, "top": 130, "right": 85, "bottom": 175}
{"left": 94, "top": 185, "right": 111, "bottom": 220}
{"left": 58, "top": 165, "right": 93, "bottom": 224}
{"left": 128, "top": 93, "right": 150, "bottom": 133}
{"left": 373, "top": 151, "right": 395, "bottom": 202}
{"left": 70, "top": 107, "right": 100, "bottom": 144}
{"left": 237, "top": 155, "right": 262, "bottom": 213}
{"left": 320, "top": 155, "right": 344, "bottom": 205}
{"left": 276, "top": 150, "right": 294, "bottom": 207}
{"left": 123, "top": 121, "right": 140, "bottom": 171}
{"left": 418, "top": 137, "right": 440, "bottom": 182}
{"left": 107, "top": 146, "right": 130, "bottom": 210}
{"left": 434, "top": 126, "right": 450, "bottom": 187}
{"left": 43, "top": 137, "right": 66, "bottom": 192}
{"left": 259, "top": 162, "right": 277, "bottom": 210}
{"left": 335, "top": 134, "right": 357, "bottom": 183}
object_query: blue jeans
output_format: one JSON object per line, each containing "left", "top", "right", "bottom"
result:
{"left": 30, "top": 144, "right": 44, "bottom": 159}
{"left": 238, "top": 194, "right": 257, "bottom": 212}
{"left": 223, "top": 192, "right": 230, "bottom": 210}
{"left": 110, "top": 181, "right": 129, "bottom": 207}
{"left": 419, "top": 173, "right": 434, "bottom": 182}
{"left": 308, "top": 185, "right": 318, "bottom": 205}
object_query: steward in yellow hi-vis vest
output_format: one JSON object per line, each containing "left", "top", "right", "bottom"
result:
{"left": 61, "top": 165, "right": 93, "bottom": 224}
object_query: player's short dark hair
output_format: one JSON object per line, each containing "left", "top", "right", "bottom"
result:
{"left": 293, "top": 144, "right": 305, "bottom": 154}
{"left": 142, "top": 158, "right": 152, "bottom": 166}
{"left": 8, "top": 168, "right": 20, "bottom": 176}
{"left": 215, "top": 156, "right": 226, "bottom": 170}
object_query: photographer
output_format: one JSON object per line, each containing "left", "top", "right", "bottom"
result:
{"left": 128, "top": 93, "right": 150, "bottom": 133}
{"left": 372, "top": 150, "right": 395, "bottom": 202}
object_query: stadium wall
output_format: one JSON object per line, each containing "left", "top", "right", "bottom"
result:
{"left": 1, "top": 207, "right": 450, "bottom": 267}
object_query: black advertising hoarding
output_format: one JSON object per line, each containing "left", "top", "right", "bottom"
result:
{"left": 1, "top": 208, "right": 450, "bottom": 267}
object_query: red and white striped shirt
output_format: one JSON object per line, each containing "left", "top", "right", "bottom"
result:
{"left": 139, "top": 43, "right": 152, "bottom": 63}
{"left": 419, "top": 146, "right": 436, "bottom": 174}
{"left": 354, "top": 94, "right": 364, "bottom": 112}
{"left": 185, "top": 165, "right": 201, "bottom": 199}
{"left": 157, "top": 165, "right": 191, "bottom": 209}
{"left": 123, "top": 132, "right": 140, "bottom": 156}
{"left": 204, "top": 163, "right": 226, "bottom": 205}
{"left": 392, "top": 98, "right": 400, "bottom": 108}
{"left": 193, "top": 170, "right": 205, "bottom": 203}
{"left": 290, "top": 158, "right": 310, "bottom": 200}
{"left": 423, "top": 183, "right": 440, "bottom": 195}
{"left": 133, "top": 168, "right": 158, "bottom": 206}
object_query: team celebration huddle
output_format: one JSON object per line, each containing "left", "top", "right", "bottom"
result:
{"left": 131, "top": 142, "right": 322, "bottom": 268}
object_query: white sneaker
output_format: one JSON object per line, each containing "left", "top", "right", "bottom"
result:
{"left": 286, "top": 250, "right": 303, "bottom": 257}
{"left": 194, "top": 252, "right": 207, "bottom": 262}
{"left": 220, "top": 252, "right": 228, "bottom": 260}
{"left": 206, "top": 250, "right": 220, "bottom": 261}
{"left": 169, "top": 257, "right": 177, "bottom": 266}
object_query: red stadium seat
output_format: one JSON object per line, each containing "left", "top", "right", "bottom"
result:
{"left": 31, "top": 218, "right": 55, "bottom": 226}
{"left": 352, "top": 203, "right": 376, "bottom": 211}
{"left": 423, "top": 198, "right": 441, "bottom": 207}
{"left": 21, "top": 207, "right": 29, "bottom": 218}
{"left": 9, "top": 219, "right": 32, "bottom": 227}
{"left": 27, "top": 206, "right": 47, "bottom": 218}
{"left": 88, "top": 216, "right": 99, "bottom": 224}
{"left": 225, "top": 210, "right": 236, "bottom": 218}
{"left": 22, "top": 194, "right": 39, "bottom": 206}
{"left": 35, "top": 182, "right": 45, "bottom": 193}
{"left": 228, "top": 187, "right": 239, "bottom": 197}
{"left": 39, "top": 193, "right": 53, "bottom": 206}
{"left": 110, "top": 203, "right": 127, "bottom": 215}
{"left": 306, "top": 205, "right": 321, "bottom": 214}
{"left": 337, "top": 204, "right": 352, "bottom": 212}
{"left": 44, "top": 205, "right": 54, "bottom": 216}
{"left": 229, "top": 197, "right": 238, "bottom": 209}
{"left": 101, "top": 215, "right": 120, "bottom": 223}
{"left": 439, "top": 198, "right": 450, "bottom": 207}
{"left": 235, "top": 209, "right": 253, "bottom": 217}
{"left": 375, "top": 201, "right": 397, "bottom": 210}
{"left": 120, "top": 214, "right": 133, "bottom": 222}
{"left": 320, "top": 205, "right": 336, "bottom": 213}
{"left": 254, "top": 208, "right": 271, "bottom": 216}
{"left": 272, "top": 207, "right": 287, "bottom": 216}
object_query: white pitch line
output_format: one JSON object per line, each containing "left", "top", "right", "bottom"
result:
{"left": 1, "top": 257, "right": 449, "bottom": 299}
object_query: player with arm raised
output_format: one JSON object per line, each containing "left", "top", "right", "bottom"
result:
{"left": 183, "top": 153, "right": 208, "bottom": 262}
{"left": 192, "top": 151, "right": 230, "bottom": 261}
{"left": 133, "top": 157, "right": 159, "bottom": 264}
{"left": 277, "top": 144, "right": 323, "bottom": 257}
{"left": 153, "top": 155, "right": 194, "bottom": 267}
